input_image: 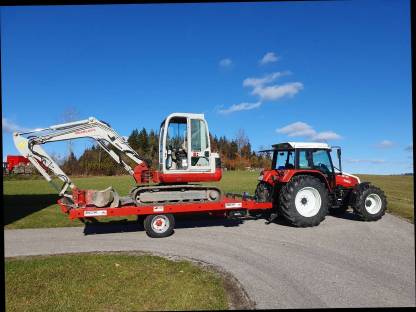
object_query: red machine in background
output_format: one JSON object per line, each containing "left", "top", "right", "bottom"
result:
{"left": 3, "top": 155, "right": 32, "bottom": 174}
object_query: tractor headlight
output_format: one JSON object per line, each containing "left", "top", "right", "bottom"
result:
{"left": 257, "top": 175, "right": 263, "bottom": 181}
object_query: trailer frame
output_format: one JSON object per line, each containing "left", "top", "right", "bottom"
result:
{"left": 58, "top": 194, "right": 273, "bottom": 237}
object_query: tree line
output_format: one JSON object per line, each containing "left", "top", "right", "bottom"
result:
{"left": 61, "top": 128, "right": 272, "bottom": 176}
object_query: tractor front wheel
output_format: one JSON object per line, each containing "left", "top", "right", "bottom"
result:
{"left": 279, "top": 175, "right": 329, "bottom": 227}
{"left": 351, "top": 184, "right": 387, "bottom": 221}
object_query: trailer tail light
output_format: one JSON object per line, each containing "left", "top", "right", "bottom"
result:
{"left": 72, "top": 188, "right": 86, "bottom": 207}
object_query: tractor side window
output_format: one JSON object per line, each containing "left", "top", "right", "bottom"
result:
{"left": 312, "top": 150, "right": 333, "bottom": 174}
{"left": 298, "top": 150, "right": 312, "bottom": 169}
{"left": 273, "top": 151, "right": 294, "bottom": 170}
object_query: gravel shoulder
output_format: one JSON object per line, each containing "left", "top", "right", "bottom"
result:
{"left": 5, "top": 213, "right": 415, "bottom": 309}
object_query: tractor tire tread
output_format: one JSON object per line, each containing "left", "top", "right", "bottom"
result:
{"left": 351, "top": 184, "right": 387, "bottom": 221}
{"left": 279, "top": 175, "right": 329, "bottom": 227}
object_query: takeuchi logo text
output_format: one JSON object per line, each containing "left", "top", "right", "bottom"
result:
{"left": 75, "top": 129, "right": 96, "bottom": 135}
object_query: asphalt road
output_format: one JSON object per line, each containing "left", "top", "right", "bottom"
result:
{"left": 5, "top": 213, "right": 415, "bottom": 309}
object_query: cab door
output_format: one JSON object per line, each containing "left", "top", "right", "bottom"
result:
{"left": 311, "top": 149, "right": 336, "bottom": 188}
{"left": 189, "top": 118, "right": 211, "bottom": 171}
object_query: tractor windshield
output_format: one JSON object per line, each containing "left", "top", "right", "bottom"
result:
{"left": 272, "top": 150, "right": 295, "bottom": 170}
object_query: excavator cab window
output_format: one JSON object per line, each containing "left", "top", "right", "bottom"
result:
{"left": 166, "top": 117, "right": 188, "bottom": 170}
{"left": 190, "top": 119, "right": 210, "bottom": 169}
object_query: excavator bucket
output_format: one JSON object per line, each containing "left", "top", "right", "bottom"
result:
{"left": 85, "top": 187, "right": 120, "bottom": 208}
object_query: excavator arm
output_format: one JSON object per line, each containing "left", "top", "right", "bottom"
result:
{"left": 13, "top": 117, "right": 146, "bottom": 204}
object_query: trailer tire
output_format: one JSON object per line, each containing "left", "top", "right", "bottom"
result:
{"left": 351, "top": 184, "right": 387, "bottom": 221}
{"left": 144, "top": 214, "right": 175, "bottom": 238}
{"left": 279, "top": 175, "right": 329, "bottom": 227}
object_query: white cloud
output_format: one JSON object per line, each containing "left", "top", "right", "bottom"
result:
{"left": 252, "top": 82, "right": 303, "bottom": 101}
{"left": 242, "top": 71, "right": 290, "bottom": 88}
{"left": 312, "top": 131, "right": 342, "bottom": 141}
{"left": 276, "top": 121, "right": 316, "bottom": 137}
{"left": 219, "top": 58, "right": 232, "bottom": 67}
{"left": 276, "top": 121, "right": 342, "bottom": 142}
{"left": 218, "top": 101, "right": 261, "bottom": 114}
{"left": 345, "top": 159, "right": 386, "bottom": 164}
{"left": 376, "top": 140, "right": 394, "bottom": 148}
{"left": 2, "top": 117, "right": 31, "bottom": 133}
{"left": 218, "top": 54, "right": 302, "bottom": 115}
{"left": 259, "top": 52, "right": 278, "bottom": 65}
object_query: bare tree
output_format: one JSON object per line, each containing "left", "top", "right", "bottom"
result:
{"left": 59, "top": 106, "right": 80, "bottom": 159}
{"left": 235, "top": 128, "right": 249, "bottom": 156}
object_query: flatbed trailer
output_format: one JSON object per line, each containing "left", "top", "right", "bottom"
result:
{"left": 58, "top": 194, "right": 273, "bottom": 238}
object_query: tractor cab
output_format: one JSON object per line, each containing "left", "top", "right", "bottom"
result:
{"left": 157, "top": 113, "right": 222, "bottom": 183}
{"left": 272, "top": 142, "right": 334, "bottom": 175}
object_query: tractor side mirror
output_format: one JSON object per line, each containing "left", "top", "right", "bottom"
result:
{"left": 336, "top": 148, "right": 342, "bottom": 173}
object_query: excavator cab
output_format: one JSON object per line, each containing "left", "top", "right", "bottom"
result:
{"left": 158, "top": 113, "right": 222, "bottom": 183}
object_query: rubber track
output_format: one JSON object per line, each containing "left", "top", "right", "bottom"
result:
{"left": 130, "top": 184, "right": 222, "bottom": 206}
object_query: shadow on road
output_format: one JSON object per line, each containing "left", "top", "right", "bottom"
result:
{"left": 82, "top": 213, "right": 249, "bottom": 236}
{"left": 3, "top": 194, "right": 59, "bottom": 225}
{"left": 328, "top": 209, "right": 362, "bottom": 221}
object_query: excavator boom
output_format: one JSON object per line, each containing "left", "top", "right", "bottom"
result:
{"left": 13, "top": 117, "right": 145, "bottom": 199}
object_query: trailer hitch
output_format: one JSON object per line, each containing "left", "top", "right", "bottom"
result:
{"left": 265, "top": 212, "right": 279, "bottom": 224}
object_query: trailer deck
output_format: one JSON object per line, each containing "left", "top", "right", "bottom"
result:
{"left": 59, "top": 195, "right": 272, "bottom": 219}
{"left": 58, "top": 194, "right": 273, "bottom": 237}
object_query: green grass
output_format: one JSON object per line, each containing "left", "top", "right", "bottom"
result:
{"left": 5, "top": 253, "right": 228, "bottom": 311}
{"left": 3, "top": 171, "right": 414, "bottom": 229}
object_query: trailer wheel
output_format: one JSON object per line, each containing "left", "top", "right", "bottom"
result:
{"left": 351, "top": 184, "right": 387, "bottom": 221}
{"left": 279, "top": 175, "right": 329, "bottom": 227}
{"left": 144, "top": 214, "right": 175, "bottom": 238}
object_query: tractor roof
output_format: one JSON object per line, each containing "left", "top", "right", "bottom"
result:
{"left": 272, "top": 142, "right": 331, "bottom": 150}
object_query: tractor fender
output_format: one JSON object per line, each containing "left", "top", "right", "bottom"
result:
{"left": 349, "top": 182, "right": 371, "bottom": 204}
{"left": 353, "top": 182, "right": 371, "bottom": 192}
{"left": 282, "top": 170, "right": 333, "bottom": 192}
{"left": 258, "top": 169, "right": 332, "bottom": 191}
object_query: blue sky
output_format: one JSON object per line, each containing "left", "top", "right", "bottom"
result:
{"left": 1, "top": 0, "right": 412, "bottom": 174}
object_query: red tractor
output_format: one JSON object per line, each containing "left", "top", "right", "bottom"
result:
{"left": 255, "top": 142, "right": 387, "bottom": 227}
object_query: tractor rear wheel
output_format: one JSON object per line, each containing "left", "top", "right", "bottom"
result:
{"left": 351, "top": 184, "right": 387, "bottom": 221}
{"left": 279, "top": 175, "right": 329, "bottom": 227}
